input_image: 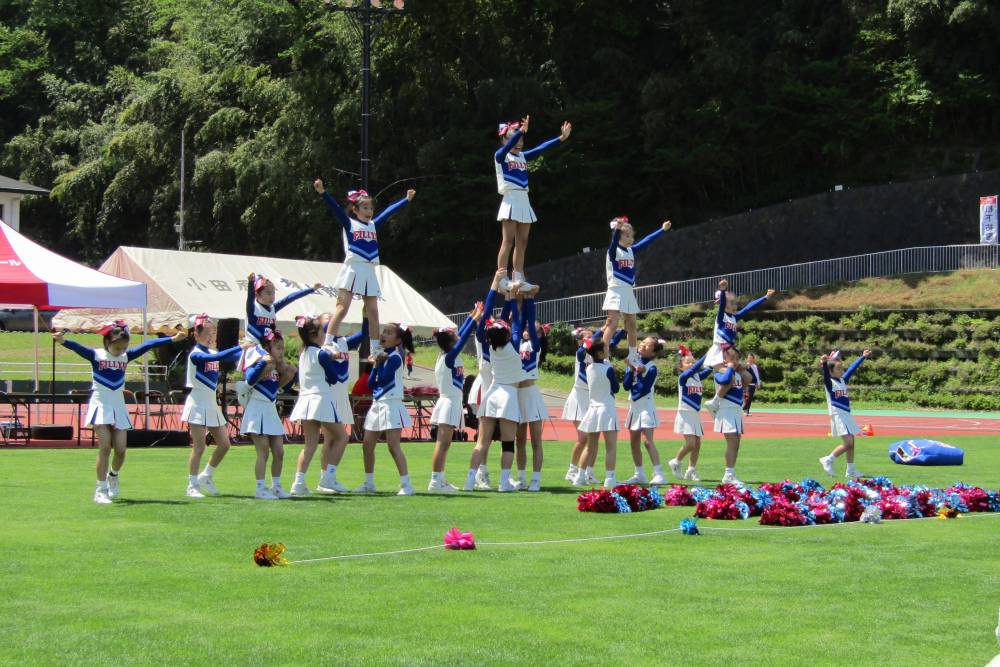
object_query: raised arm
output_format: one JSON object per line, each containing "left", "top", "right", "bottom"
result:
{"left": 820, "top": 359, "right": 833, "bottom": 391}
{"left": 246, "top": 275, "right": 257, "bottom": 322}
{"left": 191, "top": 345, "right": 243, "bottom": 364}
{"left": 273, "top": 286, "right": 317, "bottom": 313}
{"left": 445, "top": 314, "right": 478, "bottom": 368}
{"left": 494, "top": 129, "right": 522, "bottom": 163}
{"left": 715, "top": 289, "right": 727, "bottom": 327}
{"left": 607, "top": 227, "right": 622, "bottom": 262}
{"left": 631, "top": 227, "right": 666, "bottom": 254}
{"left": 477, "top": 288, "right": 499, "bottom": 343}
{"left": 126, "top": 336, "right": 173, "bottom": 361}
{"left": 525, "top": 298, "right": 539, "bottom": 350}
{"left": 843, "top": 355, "right": 866, "bottom": 382}
{"left": 320, "top": 191, "right": 352, "bottom": 232}
{"left": 609, "top": 328, "right": 627, "bottom": 349}
{"left": 521, "top": 136, "right": 561, "bottom": 161}
{"left": 61, "top": 339, "right": 96, "bottom": 361}
{"left": 735, "top": 295, "right": 768, "bottom": 320}
{"left": 372, "top": 196, "right": 409, "bottom": 230}
{"left": 510, "top": 299, "right": 524, "bottom": 344}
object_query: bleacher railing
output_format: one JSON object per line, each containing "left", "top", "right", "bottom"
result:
{"left": 446, "top": 244, "right": 1000, "bottom": 326}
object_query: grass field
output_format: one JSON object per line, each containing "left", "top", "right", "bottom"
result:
{"left": 2, "top": 435, "right": 998, "bottom": 665}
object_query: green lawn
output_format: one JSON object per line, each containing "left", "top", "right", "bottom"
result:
{"left": 1, "top": 435, "right": 998, "bottom": 665}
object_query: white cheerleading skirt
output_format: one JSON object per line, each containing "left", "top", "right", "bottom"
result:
{"left": 290, "top": 391, "right": 348, "bottom": 424}
{"left": 241, "top": 397, "right": 286, "bottom": 436}
{"left": 579, "top": 400, "right": 619, "bottom": 433}
{"left": 602, "top": 284, "right": 639, "bottom": 315}
{"left": 625, "top": 395, "right": 660, "bottom": 430}
{"left": 497, "top": 189, "right": 537, "bottom": 224}
{"left": 430, "top": 393, "right": 464, "bottom": 429}
{"left": 334, "top": 261, "right": 381, "bottom": 298}
{"left": 86, "top": 390, "right": 133, "bottom": 430}
{"left": 479, "top": 383, "right": 520, "bottom": 422}
{"left": 561, "top": 386, "right": 589, "bottom": 422}
{"left": 518, "top": 384, "right": 548, "bottom": 423}
{"left": 364, "top": 397, "right": 412, "bottom": 432}
{"left": 705, "top": 343, "right": 726, "bottom": 369}
{"left": 830, "top": 411, "right": 861, "bottom": 437}
{"left": 181, "top": 389, "right": 226, "bottom": 428}
{"left": 713, "top": 403, "right": 744, "bottom": 435}
{"left": 673, "top": 410, "right": 704, "bottom": 436}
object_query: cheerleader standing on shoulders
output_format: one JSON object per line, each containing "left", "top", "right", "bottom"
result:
{"left": 575, "top": 340, "right": 620, "bottom": 488}
{"left": 356, "top": 323, "right": 416, "bottom": 496}
{"left": 242, "top": 329, "right": 297, "bottom": 500}
{"left": 55, "top": 322, "right": 186, "bottom": 504}
{"left": 288, "top": 315, "right": 368, "bottom": 496}
{"left": 667, "top": 345, "right": 712, "bottom": 482}
{"left": 314, "top": 179, "right": 415, "bottom": 355}
{"left": 428, "top": 302, "right": 485, "bottom": 493}
{"left": 712, "top": 346, "right": 747, "bottom": 486}
{"left": 494, "top": 115, "right": 572, "bottom": 291}
{"left": 244, "top": 273, "right": 318, "bottom": 346}
{"left": 818, "top": 349, "right": 871, "bottom": 480}
{"left": 465, "top": 271, "right": 526, "bottom": 492}
{"left": 182, "top": 314, "right": 242, "bottom": 498}
{"left": 601, "top": 216, "right": 671, "bottom": 364}
{"left": 512, "top": 290, "right": 546, "bottom": 491}
{"left": 623, "top": 337, "right": 668, "bottom": 486}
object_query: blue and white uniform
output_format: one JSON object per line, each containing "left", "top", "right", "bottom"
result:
{"left": 823, "top": 355, "right": 866, "bottom": 436}
{"left": 514, "top": 298, "right": 548, "bottom": 423}
{"left": 494, "top": 128, "right": 562, "bottom": 224}
{"left": 561, "top": 329, "right": 624, "bottom": 421}
{"left": 674, "top": 354, "right": 712, "bottom": 436}
{"left": 62, "top": 337, "right": 175, "bottom": 430}
{"left": 471, "top": 289, "right": 501, "bottom": 409}
{"left": 712, "top": 365, "right": 744, "bottom": 435}
{"left": 705, "top": 290, "right": 768, "bottom": 367}
{"left": 478, "top": 315, "right": 525, "bottom": 422}
{"left": 364, "top": 347, "right": 413, "bottom": 432}
{"left": 624, "top": 358, "right": 660, "bottom": 430}
{"left": 290, "top": 324, "right": 366, "bottom": 424}
{"left": 241, "top": 345, "right": 287, "bottom": 436}
{"left": 430, "top": 314, "right": 477, "bottom": 429}
{"left": 245, "top": 280, "right": 316, "bottom": 347}
{"left": 324, "top": 323, "right": 368, "bottom": 426}
{"left": 321, "top": 191, "right": 408, "bottom": 297}
{"left": 579, "top": 360, "right": 619, "bottom": 433}
{"left": 182, "top": 343, "right": 242, "bottom": 427}
{"left": 602, "top": 225, "right": 666, "bottom": 315}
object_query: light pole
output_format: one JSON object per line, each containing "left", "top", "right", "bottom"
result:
{"left": 325, "top": 0, "right": 405, "bottom": 192}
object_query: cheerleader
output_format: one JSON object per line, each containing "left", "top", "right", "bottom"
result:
{"left": 703, "top": 279, "right": 774, "bottom": 414}
{"left": 623, "top": 337, "right": 668, "bottom": 486}
{"left": 54, "top": 323, "right": 186, "bottom": 504}
{"left": 494, "top": 115, "right": 572, "bottom": 291}
{"left": 242, "top": 329, "right": 297, "bottom": 500}
{"left": 244, "top": 273, "right": 318, "bottom": 346}
{"left": 512, "top": 291, "right": 546, "bottom": 491}
{"left": 357, "top": 323, "right": 416, "bottom": 496}
{"left": 575, "top": 341, "right": 620, "bottom": 488}
{"left": 428, "top": 302, "right": 485, "bottom": 493}
{"left": 288, "top": 315, "right": 368, "bottom": 496}
{"left": 818, "top": 349, "right": 871, "bottom": 479}
{"left": 667, "top": 345, "right": 712, "bottom": 482}
{"left": 314, "top": 179, "right": 415, "bottom": 355}
{"left": 182, "top": 314, "right": 242, "bottom": 498}
{"left": 712, "top": 346, "right": 746, "bottom": 486}
{"left": 464, "top": 271, "right": 526, "bottom": 492}
{"left": 601, "top": 216, "right": 671, "bottom": 364}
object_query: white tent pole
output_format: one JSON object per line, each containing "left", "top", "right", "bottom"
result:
{"left": 142, "top": 307, "right": 150, "bottom": 429}
{"left": 32, "top": 306, "right": 39, "bottom": 392}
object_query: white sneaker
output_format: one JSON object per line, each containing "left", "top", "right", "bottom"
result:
{"left": 625, "top": 472, "right": 649, "bottom": 485}
{"left": 517, "top": 280, "right": 537, "bottom": 294}
{"left": 585, "top": 471, "right": 599, "bottom": 485}
{"left": 196, "top": 474, "right": 219, "bottom": 496}
{"left": 255, "top": 487, "right": 277, "bottom": 500}
{"left": 428, "top": 479, "right": 458, "bottom": 494}
{"left": 185, "top": 484, "right": 205, "bottom": 498}
{"left": 497, "top": 479, "right": 518, "bottom": 493}
{"left": 684, "top": 468, "right": 700, "bottom": 482}
{"left": 527, "top": 479, "right": 541, "bottom": 492}
{"left": 820, "top": 456, "right": 836, "bottom": 477}
{"left": 571, "top": 470, "right": 589, "bottom": 487}
{"left": 649, "top": 472, "right": 667, "bottom": 486}
{"left": 668, "top": 459, "right": 683, "bottom": 479}
{"left": 564, "top": 467, "right": 578, "bottom": 482}
{"left": 626, "top": 350, "right": 640, "bottom": 365}
{"left": 603, "top": 476, "right": 620, "bottom": 489}
{"left": 107, "top": 475, "right": 120, "bottom": 499}
{"left": 474, "top": 470, "right": 492, "bottom": 490}
{"left": 511, "top": 478, "right": 525, "bottom": 491}
{"left": 498, "top": 277, "right": 513, "bottom": 292}
{"left": 720, "top": 472, "right": 742, "bottom": 486}
{"left": 397, "top": 484, "right": 415, "bottom": 496}
{"left": 354, "top": 480, "right": 377, "bottom": 494}
{"left": 703, "top": 397, "right": 721, "bottom": 416}
{"left": 290, "top": 481, "right": 311, "bottom": 496}
{"left": 271, "top": 484, "right": 292, "bottom": 499}
{"left": 846, "top": 468, "right": 863, "bottom": 480}
{"left": 317, "top": 475, "right": 348, "bottom": 493}
{"left": 93, "top": 488, "right": 112, "bottom": 505}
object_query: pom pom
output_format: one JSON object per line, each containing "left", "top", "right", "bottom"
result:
{"left": 443, "top": 527, "right": 476, "bottom": 550}
{"left": 860, "top": 506, "right": 883, "bottom": 524}
{"left": 680, "top": 518, "right": 699, "bottom": 535}
{"left": 663, "top": 484, "right": 695, "bottom": 506}
{"left": 253, "top": 543, "right": 288, "bottom": 567}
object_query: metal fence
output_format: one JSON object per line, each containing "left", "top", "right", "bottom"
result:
{"left": 446, "top": 244, "right": 1000, "bottom": 326}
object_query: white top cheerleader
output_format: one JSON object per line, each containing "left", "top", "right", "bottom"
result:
{"left": 478, "top": 315, "right": 526, "bottom": 423}
{"left": 430, "top": 311, "right": 479, "bottom": 428}
{"left": 579, "top": 359, "right": 619, "bottom": 433}
{"left": 603, "top": 217, "right": 670, "bottom": 317}
{"left": 821, "top": 349, "right": 870, "bottom": 437}
{"left": 244, "top": 274, "right": 316, "bottom": 346}
{"left": 494, "top": 117, "right": 570, "bottom": 223}
{"left": 183, "top": 340, "right": 242, "bottom": 428}
{"left": 705, "top": 280, "right": 773, "bottom": 367}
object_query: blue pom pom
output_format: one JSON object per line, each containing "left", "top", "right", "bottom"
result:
{"left": 988, "top": 492, "right": 1000, "bottom": 513}
{"left": 612, "top": 492, "right": 632, "bottom": 513}
{"left": 735, "top": 500, "right": 750, "bottom": 520}
{"left": 680, "top": 518, "right": 699, "bottom": 535}
{"left": 691, "top": 487, "right": 717, "bottom": 503}
{"left": 648, "top": 486, "right": 664, "bottom": 508}
{"left": 801, "top": 478, "right": 825, "bottom": 494}
{"left": 870, "top": 475, "right": 893, "bottom": 489}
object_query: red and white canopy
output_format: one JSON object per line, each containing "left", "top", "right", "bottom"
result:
{"left": 0, "top": 220, "right": 146, "bottom": 309}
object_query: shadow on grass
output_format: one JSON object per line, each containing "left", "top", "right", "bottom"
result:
{"left": 114, "top": 498, "right": 189, "bottom": 506}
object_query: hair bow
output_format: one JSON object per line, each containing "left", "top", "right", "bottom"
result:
{"left": 263, "top": 328, "right": 283, "bottom": 342}
{"left": 97, "top": 320, "right": 129, "bottom": 337}
{"left": 190, "top": 313, "right": 211, "bottom": 328}
{"left": 677, "top": 344, "right": 691, "bottom": 357}
{"left": 828, "top": 349, "right": 842, "bottom": 361}
{"left": 497, "top": 121, "right": 521, "bottom": 136}
{"left": 399, "top": 323, "right": 410, "bottom": 333}
{"left": 346, "top": 189, "right": 369, "bottom": 203}
{"left": 541, "top": 323, "right": 551, "bottom": 334}
{"left": 437, "top": 327, "right": 455, "bottom": 334}
{"left": 254, "top": 276, "right": 271, "bottom": 292}
{"left": 295, "top": 315, "right": 310, "bottom": 328}
{"left": 487, "top": 319, "right": 510, "bottom": 331}
{"left": 610, "top": 215, "right": 630, "bottom": 230}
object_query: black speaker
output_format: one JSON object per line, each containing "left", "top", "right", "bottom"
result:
{"left": 126, "top": 429, "right": 190, "bottom": 447}
{"left": 30, "top": 425, "right": 73, "bottom": 440}
{"left": 216, "top": 318, "right": 241, "bottom": 371}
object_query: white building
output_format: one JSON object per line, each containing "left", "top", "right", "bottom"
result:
{"left": 0, "top": 175, "right": 49, "bottom": 231}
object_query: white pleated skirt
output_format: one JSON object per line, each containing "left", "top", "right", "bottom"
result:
{"left": 497, "top": 189, "right": 537, "bottom": 223}
{"left": 364, "top": 397, "right": 412, "bottom": 432}
{"left": 478, "top": 383, "right": 520, "bottom": 422}
{"left": 181, "top": 390, "right": 226, "bottom": 428}
{"left": 602, "top": 284, "right": 639, "bottom": 315}
{"left": 517, "top": 384, "right": 548, "bottom": 423}
{"left": 830, "top": 411, "right": 861, "bottom": 436}
{"left": 334, "top": 261, "right": 381, "bottom": 298}
{"left": 579, "top": 400, "right": 619, "bottom": 433}
{"left": 290, "top": 392, "right": 347, "bottom": 424}
{"left": 705, "top": 343, "right": 726, "bottom": 369}
{"left": 673, "top": 410, "right": 704, "bottom": 436}
{"left": 561, "top": 387, "right": 589, "bottom": 422}
{"left": 713, "top": 403, "right": 744, "bottom": 435}
{"left": 241, "top": 397, "right": 285, "bottom": 436}
{"left": 86, "top": 391, "right": 133, "bottom": 430}
{"left": 430, "top": 394, "right": 464, "bottom": 429}
{"left": 625, "top": 395, "right": 660, "bottom": 430}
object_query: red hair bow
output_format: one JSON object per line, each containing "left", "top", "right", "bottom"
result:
{"left": 497, "top": 121, "right": 521, "bottom": 137}
{"left": 263, "top": 328, "right": 283, "bottom": 342}
{"left": 295, "top": 315, "right": 310, "bottom": 327}
{"left": 828, "top": 349, "right": 842, "bottom": 361}
{"left": 97, "top": 320, "right": 129, "bottom": 336}
{"left": 191, "top": 313, "right": 210, "bottom": 328}
{"left": 487, "top": 319, "right": 510, "bottom": 332}
{"left": 254, "top": 276, "right": 270, "bottom": 292}
{"left": 678, "top": 344, "right": 692, "bottom": 357}
{"left": 346, "top": 189, "right": 369, "bottom": 203}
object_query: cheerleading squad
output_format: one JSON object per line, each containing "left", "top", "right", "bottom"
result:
{"left": 55, "top": 115, "right": 873, "bottom": 504}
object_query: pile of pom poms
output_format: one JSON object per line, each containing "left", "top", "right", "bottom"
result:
{"left": 578, "top": 484, "right": 665, "bottom": 513}
{"left": 444, "top": 527, "right": 476, "bottom": 550}
{"left": 660, "top": 477, "right": 999, "bottom": 526}
{"left": 253, "top": 542, "right": 288, "bottom": 567}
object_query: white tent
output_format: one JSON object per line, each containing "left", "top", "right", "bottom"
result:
{"left": 52, "top": 246, "right": 454, "bottom": 336}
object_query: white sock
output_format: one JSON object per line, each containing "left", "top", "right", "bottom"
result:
{"left": 466, "top": 469, "right": 477, "bottom": 484}
{"left": 432, "top": 471, "right": 443, "bottom": 483}
{"left": 478, "top": 464, "right": 488, "bottom": 474}
{"left": 516, "top": 469, "right": 526, "bottom": 482}
{"left": 585, "top": 466, "right": 594, "bottom": 476}
{"left": 653, "top": 465, "right": 664, "bottom": 474}
{"left": 188, "top": 475, "right": 197, "bottom": 486}
{"left": 605, "top": 470, "right": 616, "bottom": 480}
{"left": 400, "top": 474, "right": 411, "bottom": 487}
{"left": 202, "top": 464, "right": 215, "bottom": 477}
{"left": 635, "top": 465, "right": 646, "bottom": 477}
{"left": 531, "top": 471, "right": 540, "bottom": 482}
{"left": 686, "top": 466, "right": 697, "bottom": 474}
{"left": 325, "top": 464, "right": 336, "bottom": 475}
{"left": 97, "top": 480, "right": 109, "bottom": 492}
{"left": 500, "top": 469, "right": 511, "bottom": 485}
{"left": 294, "top": 472, "right": 306, "bottom": 484}
{"left": 724, "top": 467, "right": 735, "bottom": 477}
{"left": 513, "top": 271, "right": 524, "bottom": 282}
{"left": 272, "top": 476, "right": 281, "bottom": 488}
{"left": 256, "top": 479, "right": 266, "bottom": 490}
{"left": 568, "top": 463, "right": 579, "bottom": 474}
{"left": 365, "top": 472, "right": 375, "bottom": 484}
{"left": 669, "top": 458, "right": 680, "bottom": 467}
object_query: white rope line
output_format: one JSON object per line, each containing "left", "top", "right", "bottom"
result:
{"left": 479, "top": 528, "right": 681, "bottom": 546}
{"left": 289, "top": 544, "right": 444, "bottom": 565}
